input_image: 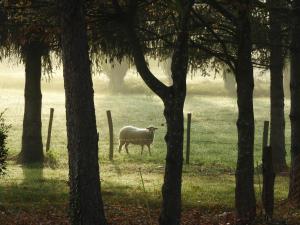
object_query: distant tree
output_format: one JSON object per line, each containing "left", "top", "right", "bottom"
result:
{"left": 60, "top": 0, "right": 107, "bottom": 224}
{"left": 222, "top": 66, "right": 235, "bottom": 95}
{"left": 102, "top": 58, "right": 129, "bottom": 92}
{"left": 288, "top": 0, "right": 300, "bottom": 206}
{"left": 0, "top": 111, "right": 10, "bottom": 176}
{"left": 20, "top": 40, "right": 48, "bottom": 164}
{"left": 2, "top": 0, "right": 59, "bottom": 164}
{"left": 161, "top": 57, "right": 173, "bottom": 85}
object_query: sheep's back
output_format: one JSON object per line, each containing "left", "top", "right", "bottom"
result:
{"left": 119, "top": 126, "right": 153, "bottom": 144}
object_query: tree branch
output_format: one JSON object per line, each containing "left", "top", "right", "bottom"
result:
{"left": 121, "top": 0, "right": 169, "bottom": 99}
{"left": 202, "top": 0, "right": 238, "bottom": 26}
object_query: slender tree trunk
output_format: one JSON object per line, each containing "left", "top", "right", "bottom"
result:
{"left": 269, "top": 0, "right": 287, "bottom": 173}
{"left": 60, "top": 1, "right": 107, "bottom": 224}
{"left": 234, "top": 1, "right": 256, "bottom": 223}
{"left": 158, "top": 4, "right": 191, "bottom": 224}
{"left": 159, "top": 95, "right": 185, "bottom": 225}
{"left": 289, "top": 0, "right": 300, "bottom": 206}
{"left": 122, "top": 2, "right": 193, "bottom": 224}
{"left": 20, "top": 42, "right": 44, "bottom": 164}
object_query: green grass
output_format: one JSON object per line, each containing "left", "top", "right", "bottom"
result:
{"left": 0, "top": 75, "right": 293, "bottom": 218}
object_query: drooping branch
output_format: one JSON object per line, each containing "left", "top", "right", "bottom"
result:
{"left": 202, "top": 0, "right": 238, "bottom": 26}
{"left": 191, "top": 8, "right": 236, "bottom": 71}
{"left": 126, "top": 23, "right": 169, "bottom": 99}
{"left": 111, "top": 0, "right": 169, "bottom": 99}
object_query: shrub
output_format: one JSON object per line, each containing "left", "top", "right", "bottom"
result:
{"left": 0, "top": 111, "right": 11, "bottom": 175}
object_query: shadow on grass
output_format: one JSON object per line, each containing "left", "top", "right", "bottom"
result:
{"left": 0, "top": 164, "right": 68, "bottom": 208}
{"left": 22, "top": 163, "right": 44, "bottom": 184}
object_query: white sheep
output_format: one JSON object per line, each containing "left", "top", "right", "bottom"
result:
{"left": 118, "top": 125, "right": 158, "bottom": 155}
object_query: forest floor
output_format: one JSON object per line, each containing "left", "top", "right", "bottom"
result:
{"left": 0, "top": 81, "right": 299, "bottom": 224}
{"left": 0, "top": 197, "right": 299, "bottom": 225}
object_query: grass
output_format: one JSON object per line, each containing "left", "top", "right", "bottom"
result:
{"left": 0, "top": 73, "right": 296, "bottom": 223}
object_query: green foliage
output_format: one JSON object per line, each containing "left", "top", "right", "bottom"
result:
{"left": 0, "top": 110, "right": 11, "bottom": 176}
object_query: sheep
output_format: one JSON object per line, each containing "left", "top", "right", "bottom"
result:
{"left": 118, "top": 125, "right": 158, "bottom": 155}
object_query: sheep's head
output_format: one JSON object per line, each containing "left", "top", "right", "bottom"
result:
{"left": 146, "top": 126, "right": 158, "bottom": 133}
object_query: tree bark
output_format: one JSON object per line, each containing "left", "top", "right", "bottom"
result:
{"left": 234, "top": 1, "right": 256, "bottom": 223}
{"left": 60, "top": 1, "right": 107, "bottom": 224}
{"left": 288, "top": 0, "right": 300, "bottom": 206}
{"left": 122, "top": 1, "right": 193, "bottom": 224}
{"left": 159, "top": 97, "right": 185, "bottom": 225}
{"left": 268, "top": 0, "right": 287, "bottom": 173}
{"left": 159, "top": 5, "right": 191, "bottom": 224}
{"left": 20, "top": 42, "right": 44, "bottom": 164}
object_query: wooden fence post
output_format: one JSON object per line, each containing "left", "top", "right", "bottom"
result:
{"left": 262, "top": 120, "right": 275, "bottom": 220}
{"left": 46, "top": 108, "right": 54, "bottom": 152}
{"left": 186, "top": 113, "right": 192, "bottom": 164}
{"left": 107, "top": 110, "right": 114, "bottom": 161}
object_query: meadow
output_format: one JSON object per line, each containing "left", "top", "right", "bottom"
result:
{"left": 0, "top": 71, "right": 298, "bottom": 224}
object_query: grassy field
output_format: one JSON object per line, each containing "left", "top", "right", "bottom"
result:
{"left": 0, "top": 74, "right": 298, "bottom": 224}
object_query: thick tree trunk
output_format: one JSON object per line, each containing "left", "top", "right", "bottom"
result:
{"left": 20, "top": 42, "right": 44, "bottom": 164}
{"left": 60, "top": 1, "right": 107, "bottom": 224}
{"left": 269, "top": 0, "right": 287, "bottom": 173}
{"left": 289, "top": 0, "right": 300, "bottom": 206}
{"left": 159, "top": 96, "right": 185, "bottom": 225}
{"left": 234, "top": 1, "right": 256, "bottom": 223}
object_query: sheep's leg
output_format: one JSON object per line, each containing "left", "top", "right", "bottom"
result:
{"left": 147, "top": 145, "right": 151, "bottom": 156}
{"left": 125, "top": 143, "right": 129, "bottom": 154}
{"left": 119, "top": 141, "right": 125, "bottom": 153}
{"left": 141, "top": 145, "right": 144, "bottom": 155}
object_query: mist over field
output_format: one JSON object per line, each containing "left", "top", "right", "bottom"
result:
{"left": 0, "top": 57, "right": 281, "bottom": 96}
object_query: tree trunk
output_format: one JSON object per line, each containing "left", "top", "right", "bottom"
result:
{"left": 288, "top": 0, "right": 300, "bottom": 206}
{"left": 159, "top": 96, "right": 185, "bottom": 225}
{"left": 122, "top": 2, "right": 193, "bottom": 224}
{"left": 223, "top": 67, "right": 236, "bottom": 95}
{"left": 269, "top": 0, "right": 287, "bottom": 173}
{"left": 60, "top": 1, "right": 107, "bottom": 224}
{"left": 108, "top": 60, "right": 128, "bottom": 92}
{"left": 234, "top": 1, "right": 256, "bottom": 223}
{"left": 20, "top": 42, "right": 44, "bottom": 164}
{"left": 158, "top": 4, "right": 191, "bottom": 224}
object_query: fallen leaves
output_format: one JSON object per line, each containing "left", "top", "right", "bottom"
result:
{"left": 0, "top": 202, "right": 299, "bottom": 225}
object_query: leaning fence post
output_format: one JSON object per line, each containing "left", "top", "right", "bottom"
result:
{"left": 46, "top": 108, "right": 54, "bottom": 152}
{"left": 261, "top": 120, "right": 275, "bottom": 220}
{"left": 106, "top": 110, "right": 114, "bottom": 161}
{"left": 186, "top": 113, "right": 192, "bottom": 164}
